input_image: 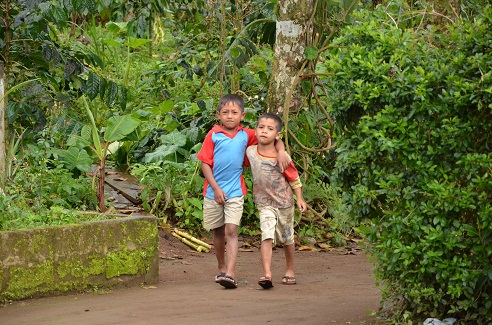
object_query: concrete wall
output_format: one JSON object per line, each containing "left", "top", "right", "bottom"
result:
{"left": 0, "top": 215, "right": 159, "bottom": 302}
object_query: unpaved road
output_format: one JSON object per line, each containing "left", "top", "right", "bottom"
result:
{"left": 1, "top": 233, "right": 381, "bottom": 325}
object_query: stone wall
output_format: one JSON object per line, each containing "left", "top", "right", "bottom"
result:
{"left": 0, "top": 215, "right": 159, "bottom": 302}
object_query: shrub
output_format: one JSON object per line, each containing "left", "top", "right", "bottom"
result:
{"left": 327, "top": 5, "right": 492, "bottom": 323}
{"left": 1, "top": 142, "right": 96, "bottom": 231}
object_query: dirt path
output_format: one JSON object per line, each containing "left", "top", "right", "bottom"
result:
{"left": 0, "top": 231, "right": 381, "bottom": 325}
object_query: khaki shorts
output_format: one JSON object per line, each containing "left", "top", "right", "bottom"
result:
{"left": 259, "top": 205, "right": 295, "bottom": 245}
{"left": 203, "top": 196, "right": 244, "bottom": 230}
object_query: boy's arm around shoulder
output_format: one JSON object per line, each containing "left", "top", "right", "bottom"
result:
{"left": 274, "top": 138, "right": 289, "bottom": 172}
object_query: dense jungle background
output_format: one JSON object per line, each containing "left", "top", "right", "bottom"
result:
{"left": 1, "top": 0, "right": 491, "bottom": 323}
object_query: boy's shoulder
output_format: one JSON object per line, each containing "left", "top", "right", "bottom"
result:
{"left": 209, "top": 125, "right": 224, "bottom": 133}
{"left": 246, "top": 144, "right": 257, "bottom": 154}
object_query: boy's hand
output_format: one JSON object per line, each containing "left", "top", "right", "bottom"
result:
{"left": 297, "top": 199, "right": 307, "bottom": 213}
{"left": 276, "top": 150, "right": 290, "bottom": 173}
{"left": 213, "top": 188, "right": 228, "bottom": 205}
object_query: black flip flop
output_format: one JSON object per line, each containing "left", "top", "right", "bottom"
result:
{"left": 219, "top": 275, "right": 238, "bottom": 289}
{"left": 258, "top": 277, "right": 274, "bottom": 289}
{"left": 214, "top": 272, "right": 226, "bottom": 283}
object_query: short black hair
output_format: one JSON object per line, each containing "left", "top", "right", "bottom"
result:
{"left": 217, "top": 94, "right": 244, "bottom": 112}
{"left": 258, "top": 112, "right": 283, "bottom": 132}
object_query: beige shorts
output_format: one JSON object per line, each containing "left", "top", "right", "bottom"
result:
{"left": 203, "top": 196, "right": 244, "bottom": 230}
{"left": 259, "top": 205, "right": 295, "bottom": 245}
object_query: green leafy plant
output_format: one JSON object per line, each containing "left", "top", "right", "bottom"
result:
{"left": 132, "top": 159, "right": 203, "bottom": 233}
{"left": 56, "top": 96, "right": 140, "bottom": 211}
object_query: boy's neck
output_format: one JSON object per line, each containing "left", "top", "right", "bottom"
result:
{"left": 257, "top": 143, "right": 277, "bottom": 156}
{"left": 221, "top": 125, "right": 239, "bottom": 135}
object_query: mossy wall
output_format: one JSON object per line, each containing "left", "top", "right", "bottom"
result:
{"left": 0, "top": 215, "right": 159, "bottom": 302}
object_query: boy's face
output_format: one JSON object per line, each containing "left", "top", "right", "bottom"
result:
{"left": 217, "top": 102, "right": 245, "bottom": 132}
{"left": 255, "top": 118, "right": 280, "bottom": 145}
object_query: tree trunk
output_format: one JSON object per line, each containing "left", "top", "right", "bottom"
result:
{"left": 0, "top": 62, "right": 5, "bottom": 189}
{"left": 267, "top": 0, "right": 314, "bottom": 116}
{"left": 98, "top": 159, "right": 106, "bottom": 212}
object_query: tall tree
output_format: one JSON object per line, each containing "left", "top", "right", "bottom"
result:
{"left": 267, "top": 0, "right": 314, "bottom": 116}
{"left": 266, "top": 0, "right": 359, "bottom": 155}
{"left": 0, "top": 62, "right": 5, "bottom": 188}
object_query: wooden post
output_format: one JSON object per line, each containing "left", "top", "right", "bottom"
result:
{"left": 0, "top": 61, "right": 6, "bottom": 189}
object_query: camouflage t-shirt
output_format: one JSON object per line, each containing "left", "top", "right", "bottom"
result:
{"left": 246, "top": 145, "right": 302, "bottom": 209}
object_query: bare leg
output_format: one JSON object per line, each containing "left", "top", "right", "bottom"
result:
{"left": 213, "top": 225, "right": 226, "bottom": 274}
{"left": 224, "top": 223, "right": 238, "bottom": 277}
{"left": 284, "top": 243, "right": 295, "bottom": 278}
{"left": 261, "top": 239, "right": 273, "bottom": 279}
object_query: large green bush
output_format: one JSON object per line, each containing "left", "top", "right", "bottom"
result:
{"left": 326, "top": 5, "right": 492, "bottom": 323}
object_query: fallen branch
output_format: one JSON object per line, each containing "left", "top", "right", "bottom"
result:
{"left": 172, "top": 232, "right": 210, "bottom": 253}
{"left": 174, "top": 229, "right": 211, "bottom": 249}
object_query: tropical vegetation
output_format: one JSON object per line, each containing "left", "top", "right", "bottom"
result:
{"left": 1, "top": 0, "right": 491, "bottom": 323}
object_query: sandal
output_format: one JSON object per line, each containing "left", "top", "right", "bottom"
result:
{"left": 282, "top": 275, "right": 296, "bottom": 285}
{"left": 214, "top": 272, "right": 226, "bottom": 283}
{"left": 258, "top": 277, "right": 274, "bottom": 289}
{"left": 219, "top": 275, "right": 238, "bottom": 289}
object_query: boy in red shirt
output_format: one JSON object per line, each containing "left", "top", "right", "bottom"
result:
{"left": 196, "top": 95, "right": 288, "bottom": 289}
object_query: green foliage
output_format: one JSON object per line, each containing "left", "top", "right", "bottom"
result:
{"left": 0, "top": 142, "right": 96, "bottom": 231}
{"left": 61, "top": 96, "right": 140, "bottom": 167}
{"left": 326, "top": 5, "right": 492, "bottom": 323}
{"left": 131, "top": 159, "right": 204, "bottom": 234}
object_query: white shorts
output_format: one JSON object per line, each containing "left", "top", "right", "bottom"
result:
{"left": 259, "top": 205, "right": 295, "bottom": 245}
{"left": 203, "top": 196, "right": 244, "bottom": 230}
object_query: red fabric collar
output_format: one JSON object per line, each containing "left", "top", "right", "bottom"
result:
{"left": 211, "top": 124, "right": 244, "bottom": 138}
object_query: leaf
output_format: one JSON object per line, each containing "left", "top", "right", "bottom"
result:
{"left": 82, "top": 96, "right": 103, "bottom": 158}
{"left": 50, "top": 7, "right": 68, "bottom": 28}
{"left": 304, "top": 46, "right": 319, "bottom": 60}
{"left": 318, "top": 243, "right": 334, "bottom": 251}
{"left": 106, "top": 81, "right": 118, "bottom": 105}
{"left": 225, "top": 35, "right": 258, "bottom": 68}
{"left": 102, "top": 38, "right": 122, "bottom": 47}
{"left": 301, "top": 80, "right": 312, "bottom": 95}
{"left": 42, "top": 45, "right": 52, "bottom": 61}
{"left": 64, "top": 60, "right": 79, "bottom": 79}
{"left": 159, "top": 130, "right": 187, "bottom": 147}
{"left": 128, "top": 37, "right": 151, "bottom": 49}
{"left": 85, "top": 72, "right": 99, "bottom": 100}
{"left": 80, "top": 124, "right": 93, "bottom": 143}
{"left": 99, "top": 77, "right": 107, "bottom": 100}
{"left": 298, "top": 245, "right": 318, "bottom": 251}
{"left": 86, "top": 0, "right": 97, "bottom": 14}
{"left": 118, "top": 86, "right": 128, "bottom": 110}
{"left": 238, "top": 37, "right": 257, "bottom": 57}
{"left": 158, "top": 100, "right": 174, "bottom": 114}
{"left": 230, "top": 47, "right": 240, "bottom": 59}
{"left": 104, "top": 115, "right": 140, "bottom": 142}
{"left": 187, "top": 197, "right": 202, "bottom": 209}
{"left": 67, "top": 133, "right": 91, "bottom": 149}
{"left": 54, "top": 147, "right": 92, "bottom": 173}
{"left": 63, "top": 0, "right": 73, "bottom": 12}
{"left": 143, "top": 144, "right": 180, "bottom": 163}
{"left": 106, "top": 21, "right": 128, "bottom": 35}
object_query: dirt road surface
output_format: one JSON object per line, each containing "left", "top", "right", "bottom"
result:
{"left": 1, "top": 232, "right": 381, "bottom": 325}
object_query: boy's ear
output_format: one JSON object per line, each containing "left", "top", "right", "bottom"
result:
{"left": 276, "top": 132, "right": 281, "bottom": 140}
